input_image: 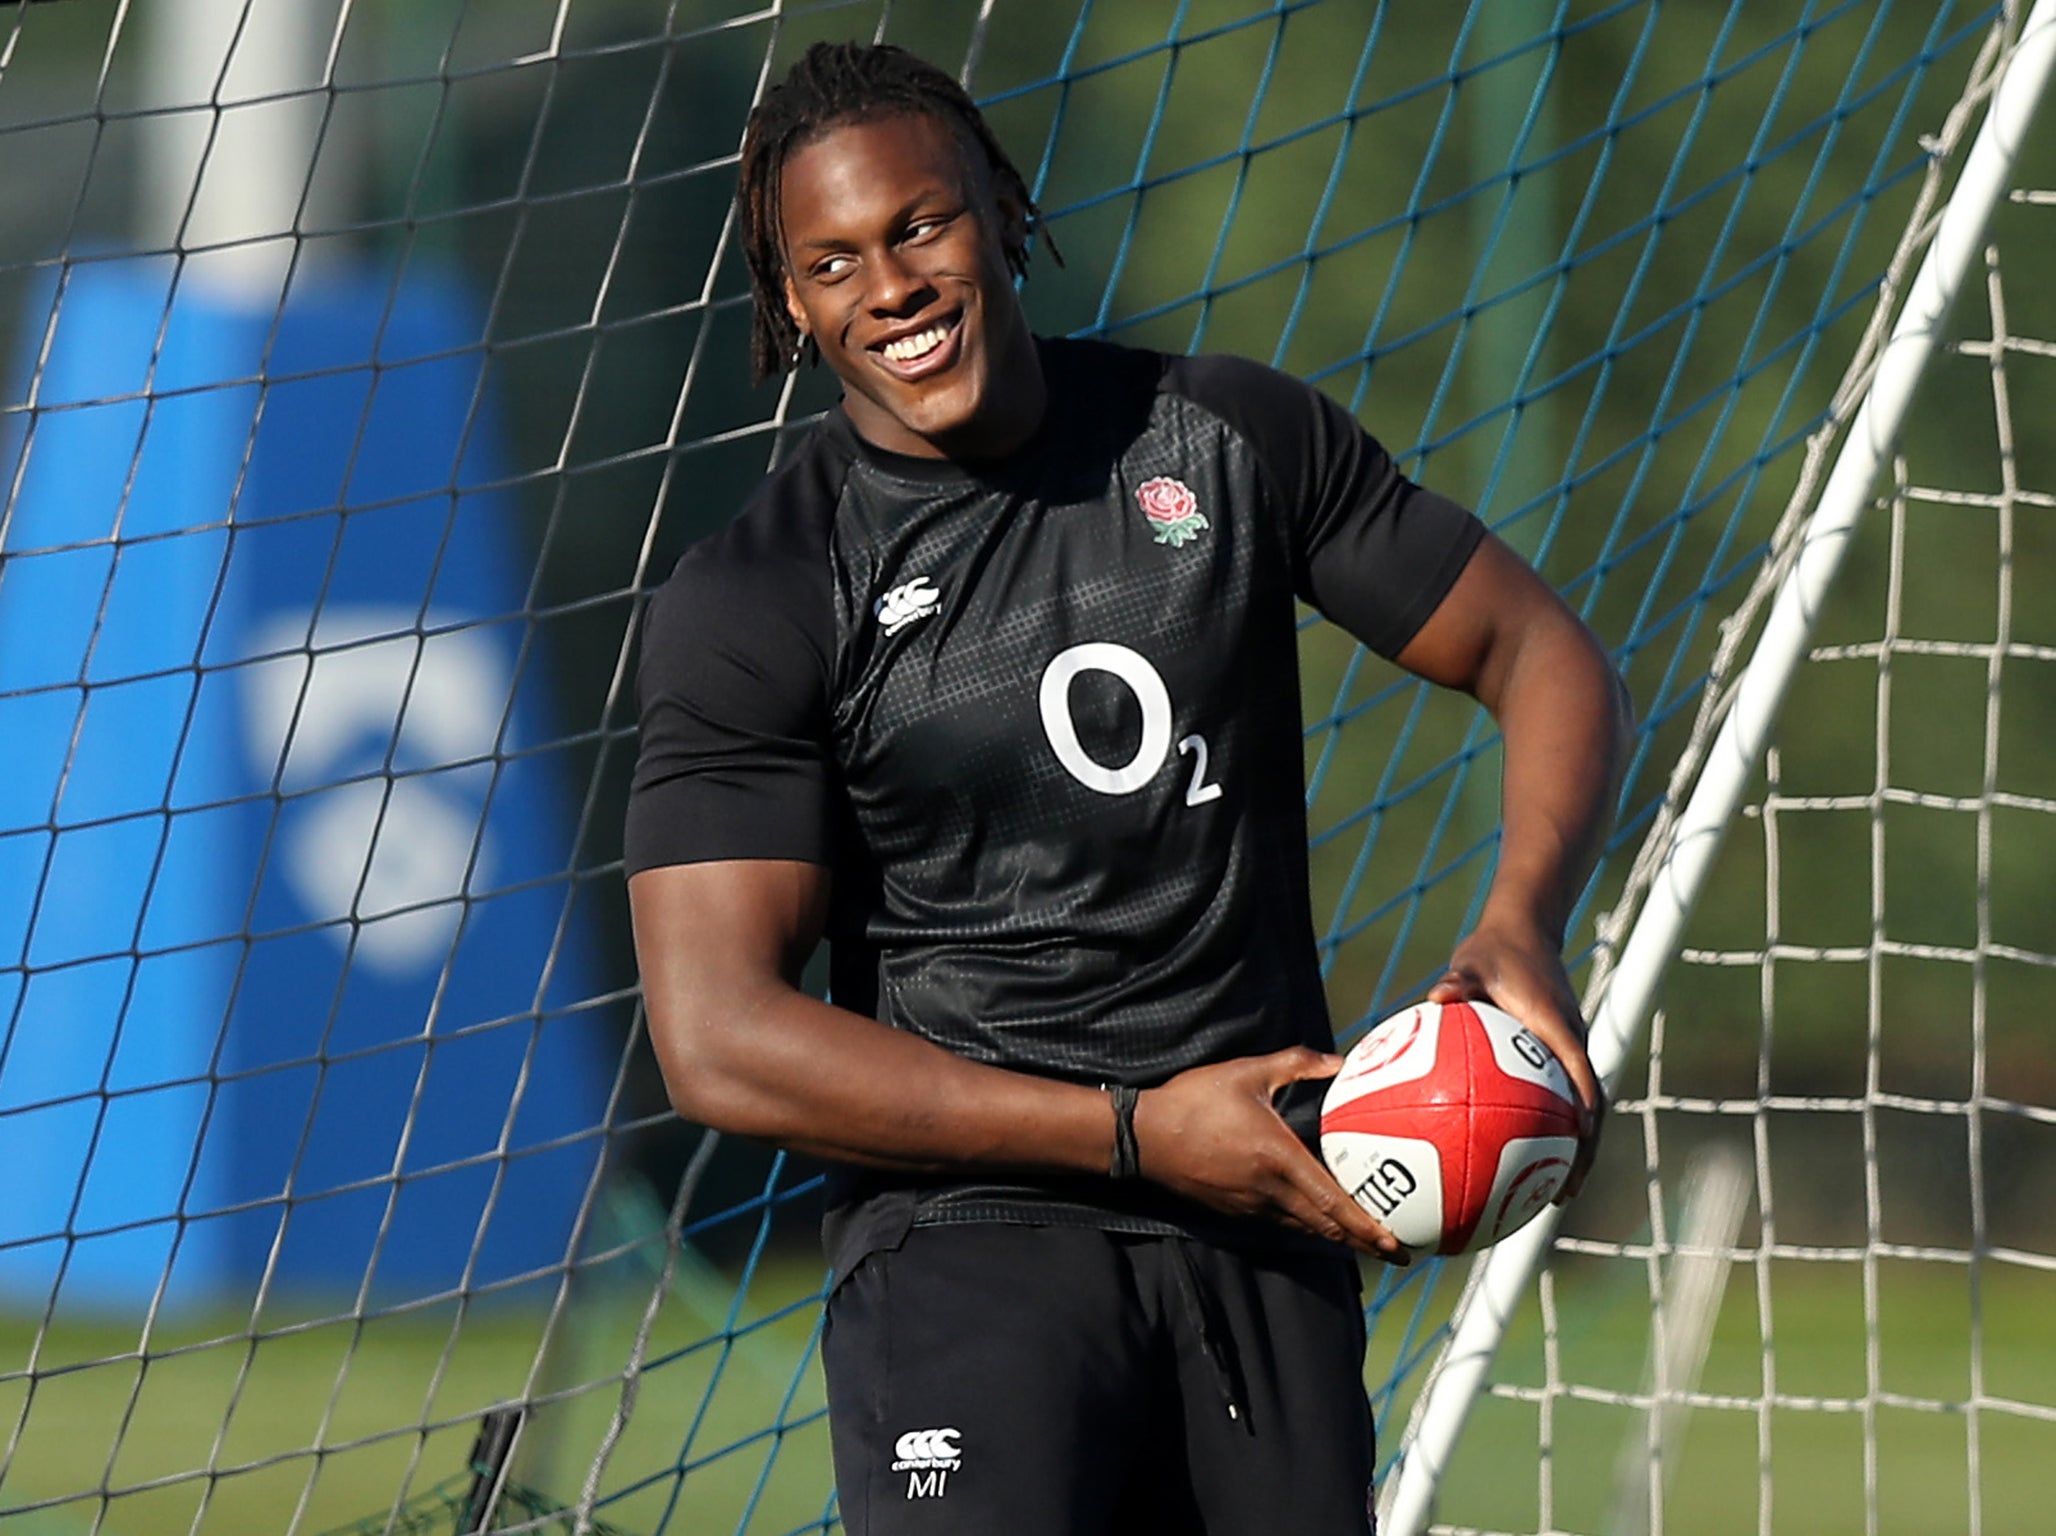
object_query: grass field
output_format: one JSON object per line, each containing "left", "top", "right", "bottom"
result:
{"left": 2, "top": 1252, "right": 2051, "bottom": 1534}
{"left": 1373, "top": 1253, "right": 2056, "bottom": 1535}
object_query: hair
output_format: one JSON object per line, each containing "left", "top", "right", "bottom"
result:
{"left": 737, "top": 41, "right": 1060, "bottom": 384}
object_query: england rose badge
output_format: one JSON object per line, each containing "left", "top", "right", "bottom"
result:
{"left": 1135, "top": 475, "right": 1209, "bottom": 548}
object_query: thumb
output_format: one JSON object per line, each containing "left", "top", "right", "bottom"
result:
{"left": 1262, "top": 1045, "right": 1347, "bottom": 1089}
{"left": 1424, "top": 968, "right": 1483, "bottom": 1004}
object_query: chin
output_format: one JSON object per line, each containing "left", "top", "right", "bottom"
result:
{"left": 867, "top": 372, "right": 989, "bottom": 450}
{"left": 905, "top": 387, "right": 988, "bottom": 443}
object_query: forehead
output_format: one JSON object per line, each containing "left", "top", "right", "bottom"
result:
{"left": 779, "top": 111, "right": 985, "bottom": 237}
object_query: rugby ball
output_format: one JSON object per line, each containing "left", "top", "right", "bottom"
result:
{"left": 1320, "top": 1000, "right": 1581, "bottom": 1256}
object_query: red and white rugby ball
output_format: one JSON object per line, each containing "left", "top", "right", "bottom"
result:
{"left": 1320, "top": 1000, "right": 1581, "bottom": 1256}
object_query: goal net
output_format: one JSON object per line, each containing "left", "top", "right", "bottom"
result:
{"left": 1379, "top": 2, "right": 2056, "bottom": 1530}
{"left": 0, "top": 2, "right": 2046, "bottom": 1534}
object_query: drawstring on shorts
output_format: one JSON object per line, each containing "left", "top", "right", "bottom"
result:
{"left": 1167, "top": 1239, "right": 1253, "bottom": 1434}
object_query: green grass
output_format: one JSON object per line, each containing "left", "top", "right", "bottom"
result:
{"left": 1372, "top": 1254, "right": 2056, "bottom": 1536}
{"left": 2, "top": 1255, "right": 2050, "bottom": 1534}
{"left": 0, "top": 1257, "right": 837, "bottom": 1536}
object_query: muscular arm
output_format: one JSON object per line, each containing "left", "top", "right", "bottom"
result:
{"left": 632, "top": 857, "right": 1115, "bottom": 1170}
{"left": 630, "top": 857, "right": 1406, "bottom": 1257}
{"left": 1394, "top": 532, "right": 1632, "bottom": 1188}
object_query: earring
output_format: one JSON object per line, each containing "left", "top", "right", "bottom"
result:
{"left": 791, "top": 335, "right": 808, "bottom": 368}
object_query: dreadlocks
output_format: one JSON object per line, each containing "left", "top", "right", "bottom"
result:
{"left": 738, "top": 41, "right": 1059, "bottom": 384}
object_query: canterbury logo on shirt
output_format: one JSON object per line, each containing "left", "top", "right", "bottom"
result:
{"left": 874, "top": 575, "right": 941, "bottom": 635}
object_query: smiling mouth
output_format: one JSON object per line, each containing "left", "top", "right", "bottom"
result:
{"left": 872, "top": 314, "right": 962, "bottom": 378}
{"left": 882, "top": 324, "right": 950, "bottom": 361}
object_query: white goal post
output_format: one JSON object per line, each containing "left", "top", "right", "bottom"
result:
{"left": 1382, "top": 3, "right": 2056, "bottom": 1531}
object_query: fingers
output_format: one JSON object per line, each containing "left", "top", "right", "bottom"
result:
{"left": 1559, "top": 1081, "right": 1607, "bottom": 1202}
{"left": 1278, "top": 1147, "right": 1410, "bottom": 1264}
{"left": 1255, "top": 1044, "right": 1346, "bottom": 1089}
{"left": 1499, "top": 996, "right": 1605, "bottom": 1182}
{"left": 1136, "top": 1054, "right": 1410, "bottom": 1264}
{"left": 1423, "top": 965, "right": 1483, "bottom": 1005}
{"left": 1246, "top": 1052, "right": 1409, "bottom": 1262}
{"left": 1239, "top": 1135, "right": 1407, "bottom": 1263}
{"left": 1528, "top": 1007, "right": 1599, "bottom": 1119}
{"left": 1420, "top": 946, "right": 1608, "bottom": 1204}
{"left": 1504, "top": 994, "right": 1604, "bottom": 1202}
{"left": 1440, "top": 963, "right": 1601, "bottom": 1128}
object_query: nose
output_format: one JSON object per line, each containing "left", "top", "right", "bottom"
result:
{"left": 868, "top": 247, "right": 934, "bottom": 318}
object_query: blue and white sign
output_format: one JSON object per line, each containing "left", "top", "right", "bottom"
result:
{"left": 0, "top": 258, "right": 611, "bottom": 1312}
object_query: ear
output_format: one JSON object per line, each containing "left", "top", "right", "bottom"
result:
{"left": 782, "top": 274, "right": 807, "bottom": 340}
{"left": 993, "top": 183, "right": 1031, "bottom": 262}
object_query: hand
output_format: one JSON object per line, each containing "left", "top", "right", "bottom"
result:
{"left": 1426, "top": 920, "right": 1607, "bottom": 1201}
{"left": 1132, "top": 1047, "right": 1409, "bottom": 1263}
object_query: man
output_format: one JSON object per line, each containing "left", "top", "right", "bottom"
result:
{"left": 626, "top": 40, "right": 1626, "bottom": 1536}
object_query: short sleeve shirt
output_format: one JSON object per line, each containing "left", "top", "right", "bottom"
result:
{"left": 627, "top": 336, "right": 1483, "bottom": 1270}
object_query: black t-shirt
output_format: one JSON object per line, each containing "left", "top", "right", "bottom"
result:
{"left": 627, "top": 336, "right": 1484, "bottom": 1273}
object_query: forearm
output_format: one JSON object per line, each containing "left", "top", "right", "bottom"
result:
{"left": 1480, "top": 614, "right": 1630, "bottom": 944}
{"left": 1393, "top": 533, "right": 1630, "bottom": 948}
{"left": 1401, "top": 543, "right": 1628, "bottom": 1154}
{"left": 651, "top": 973, "right": 1115, "bottom": 1175}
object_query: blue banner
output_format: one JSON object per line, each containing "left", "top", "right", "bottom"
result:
{"left": 0, "top": 259, "right": 610, "bottom": 1312}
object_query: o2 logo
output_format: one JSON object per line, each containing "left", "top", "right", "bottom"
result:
{"left": 243, "top": 607, "right": 505, "bottom": 976}
{"left": 1037, "top": 642, "right": 1222, "bottom": 807}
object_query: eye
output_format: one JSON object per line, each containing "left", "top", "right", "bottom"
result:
{"left": 905, "top": 211, "right": 958, "bottom": 243}
{"left": 810, "top": 252, "right": 856, "bottom": 281}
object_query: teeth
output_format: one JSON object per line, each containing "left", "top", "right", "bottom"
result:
{"left": 882, "top": 325, "right": 949, "bottom": 363}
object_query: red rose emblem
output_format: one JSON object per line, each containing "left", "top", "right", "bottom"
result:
{"left": 1136, "top": 476, "right": 1198, "bottom": 523}
{"left": 1135, "top": 475, "right": 1209, "bottom": 547}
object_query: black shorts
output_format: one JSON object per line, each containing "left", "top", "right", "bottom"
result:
{"left": 821, "top": 1223, "right": 1377, "bottom": 1536}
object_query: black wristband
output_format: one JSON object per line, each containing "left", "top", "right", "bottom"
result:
{"left": 1107, "top": 1084, "right": 1142, "bottom": 1181}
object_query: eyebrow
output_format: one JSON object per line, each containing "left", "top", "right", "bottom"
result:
{"left": 790, "top": 191, "right": 959, "bottom": 251}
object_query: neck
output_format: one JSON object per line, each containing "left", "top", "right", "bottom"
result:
{"left": 940, "top": 326, "right": 1046, "bottom": 463}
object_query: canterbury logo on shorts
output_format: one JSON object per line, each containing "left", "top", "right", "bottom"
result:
{"left": 890, "top": 1426, "right": 962, "bottom": 1470}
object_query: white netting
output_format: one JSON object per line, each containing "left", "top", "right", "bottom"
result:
{"left": 1406, "top": 159, "right": 2056, "bottom": 1536}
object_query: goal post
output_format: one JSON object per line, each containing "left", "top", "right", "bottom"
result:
{"left": 3, "top": 3, "right": 2052, "bottom": 1533}
{"left": 1384, "top": 3, "right": 2056, "bottom": 1530}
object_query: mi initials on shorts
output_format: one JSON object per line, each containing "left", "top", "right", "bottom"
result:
{"left": 891, "top": 1426, "right": 962, "bottom": 1499}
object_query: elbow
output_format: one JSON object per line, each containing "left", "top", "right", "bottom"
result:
{"left": 1553, "top": 606, "right": 1633, "bottom": 739}
{"left": 627, "top": 860, "right": 827, "bottom": 1140}
{"left": 1599, "top": 643, "right": 1635, "bottom": 767}
{"left": 1517, "top": 611, "right": 1634, "bottom": 797}
{"left": 1572, "top": 630, "right": 1634, "bottom": 806}
{"left": 657, "top": 1041, "right": 719, "bottom": 1129}
{"left": 645, "top": 992, "right": 751, "bottom": 1132}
